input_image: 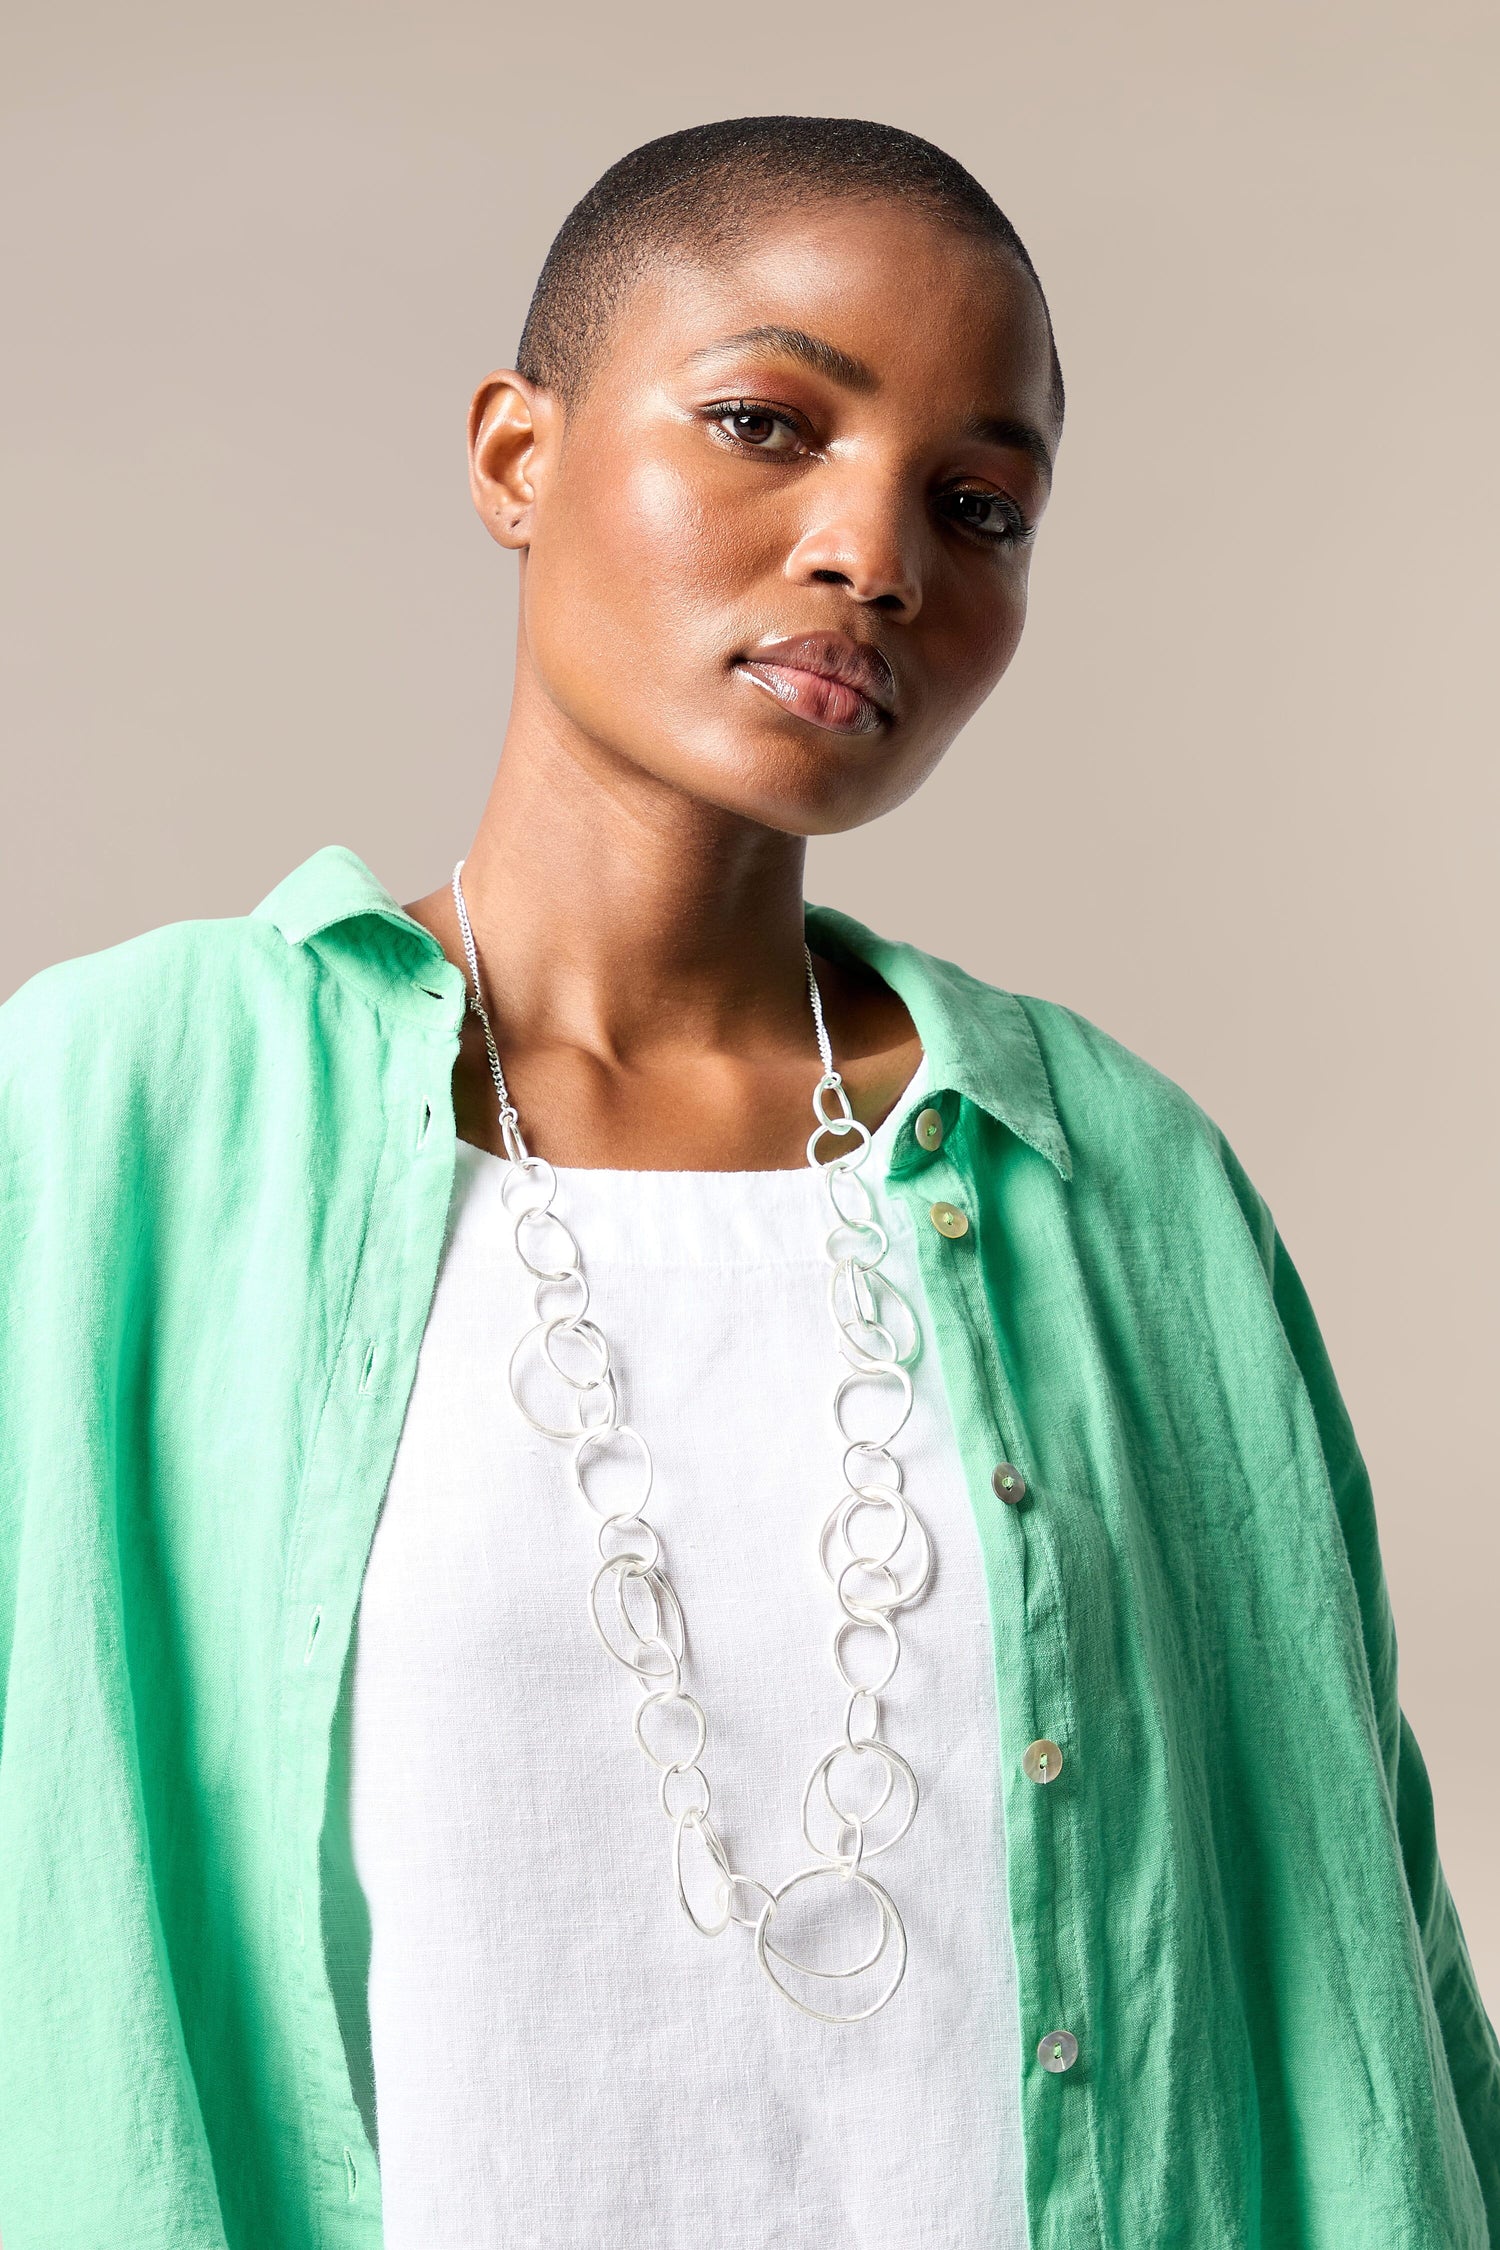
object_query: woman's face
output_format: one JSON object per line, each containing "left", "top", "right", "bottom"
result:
{"left": 474, "top": 196, "right": 1061, "bottom": 834}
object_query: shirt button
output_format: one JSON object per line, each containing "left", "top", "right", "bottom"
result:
{"left": 991, "top": 1462, "right": 1027, "bottom": 1504}
{"left": 1022, "top": 1738, "right": 1064, "bottom": 1784}
{"left": 928, "top": 1200, "right": 969, "bottom": 1239}
{"left": 914, "top": 1106, "right": 944, "bottom": 1152}
{"left": 1038, "top": 2029, "right": 1079, "bottom": 2072}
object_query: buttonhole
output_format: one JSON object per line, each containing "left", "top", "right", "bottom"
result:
{"left": 344, "top": 2146, "right": 359, "bottom": 2200}
{"left": 303, "top": 1607, "right": 322, "bottom": 1664}
{"left": 359, "top": 1342, "right": 377, "bottom": 1391}
{"left": 417, "top": 1100, "right": 432, "bottom": 1148}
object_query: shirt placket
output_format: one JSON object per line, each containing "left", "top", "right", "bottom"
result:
{"left": 274, "top": 969, "right": 466, "bottom": 2245}
{"left": 887, "top": 1090, "right": 1106, "bottom": 2250}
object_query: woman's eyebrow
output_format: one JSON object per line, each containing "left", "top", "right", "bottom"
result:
{"left": 685, "top": 324, "right": 877, "bottom": 391}
{"left": 965, "top": 413, "right": 1055, "bottom": 479}
{"left": 684, "top": 324, "right": 1054, "bottom": 478}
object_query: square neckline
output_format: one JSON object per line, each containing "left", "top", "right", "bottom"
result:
{"left": 454, "top": 1049, "right": 929, "bottom": 1186}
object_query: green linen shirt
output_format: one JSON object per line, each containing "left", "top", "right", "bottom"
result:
{"left": 0, "top": 841, "right": 1496, "bottom": 2250}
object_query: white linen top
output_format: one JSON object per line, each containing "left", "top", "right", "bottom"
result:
{"left": 348, "top": 1056, "right": 1027, "bottom": 2248}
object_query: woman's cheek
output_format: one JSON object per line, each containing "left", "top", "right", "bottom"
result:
{"left": 928, "top": 565, "right": 1031, "bottom": 720}
{"left": 602, "top": 452, "right": 763, "bottom": 611}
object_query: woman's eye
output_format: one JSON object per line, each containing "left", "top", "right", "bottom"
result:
{"left": 942, "top": 488, "right": 1030, "bottom": 544}
{"left": 708, "top": 404, "right": 804, "bottom": 454}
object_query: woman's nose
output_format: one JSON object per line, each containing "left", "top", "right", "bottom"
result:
{"left": 782, "top": 473, "right": 924, "bottom": 619}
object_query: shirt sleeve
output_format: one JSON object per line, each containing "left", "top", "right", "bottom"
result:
{"left": 0, "top": 963, "right": 234, "bottom": 2247}
{"left": 1217, "top": 1131, "right": 1500, "bottom": 2237}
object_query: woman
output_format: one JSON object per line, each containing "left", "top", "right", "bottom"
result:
{"left": 1, "top": 116, "right": 1495, "bottom": 2250}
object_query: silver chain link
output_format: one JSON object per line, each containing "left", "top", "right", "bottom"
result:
{"left": 450, "top": 860, "right": 932, "bottom": 2021}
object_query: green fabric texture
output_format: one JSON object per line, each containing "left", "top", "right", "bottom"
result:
{"left": 0, "top": 842, "right": 1495, "bottom": 2248}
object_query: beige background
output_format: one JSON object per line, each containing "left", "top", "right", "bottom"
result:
{"left": 2, "top": 0, "right": 1495, "bottom": 2025}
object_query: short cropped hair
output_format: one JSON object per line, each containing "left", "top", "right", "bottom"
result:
{"left": 516, "top": 115, "right": 1064, "bottom": 425}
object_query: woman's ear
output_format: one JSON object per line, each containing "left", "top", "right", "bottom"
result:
{"left": 467, "top": 369, "right": 559, "bottom": 550}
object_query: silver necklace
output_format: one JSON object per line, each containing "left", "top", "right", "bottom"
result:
{"left": 450, "top": 860, "right": 932, "bottom": 2022}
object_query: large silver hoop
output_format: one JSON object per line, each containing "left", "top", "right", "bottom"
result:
{"left": 753, "top": 1866, "right": 909, "bottom": 2022}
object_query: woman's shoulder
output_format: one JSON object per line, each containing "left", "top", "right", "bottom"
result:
{"left": 4, "top": 901, "right": 292, "bottom": 1031}
{"left": 0, "top": 907, "right": 307, "bottom": 1146}
{"left": 1005, "top": 984, "right": 1276, "bottom": 1268}
{"left": 1010, "top": 987, "right": 1218, "bottom": 1138}
{"left": 884, "top": 916, "right": 1235, "bottom": 1162}
{"left": 894, "top": 926, "right": 1275, "bottom": 1265}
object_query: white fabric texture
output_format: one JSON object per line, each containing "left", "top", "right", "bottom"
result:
{"left": 348, "top": 1056, "right": 1028, "bottom": 2249}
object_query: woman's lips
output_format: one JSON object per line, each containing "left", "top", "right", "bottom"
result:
{"left": 734, "top": 633, "right": 896, "bottom": 737}
{"left": 738, "top": 662, "right": 883, "bottom": 733}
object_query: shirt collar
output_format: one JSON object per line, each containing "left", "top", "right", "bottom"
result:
{"left": 252, "top": 844, "right": 1071, "bottom": 1180}
{"left": 252, "top": 841, "right": 452, "bottom": 958}
{"left": 803, "top": 901, "right": 1072, "bottom": 1181}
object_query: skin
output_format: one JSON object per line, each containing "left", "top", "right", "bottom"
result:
{"left": 402, "top": 195, "right": 1061, "bottom": 1168}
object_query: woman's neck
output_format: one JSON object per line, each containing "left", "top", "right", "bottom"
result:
{"left": 401, "top": 696, "right": 921, "bottom": 1170}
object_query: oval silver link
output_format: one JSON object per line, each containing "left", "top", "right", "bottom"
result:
{"left": 830, "top": 1260, "right": 921, "bottom": 1368}
{"left": 575, "top": 1369, "right": 622, "bottom": 1434}
{"left": 723, "top": 1869, "right": 778, "bottom": 1929}
{"left": 572, "top": 1422, "right": 654, "bottom": 1521}
{"left": 618, "top": 1567, "right": 685, "bottom": 1676}
{"left": 693, "top": 1813, "right": 737, "bottom": 1919}
{"left": 806, "top": 1115, "right": 873, "bottom": 1171}
{"left": 813, "top": 1073, "right": 855, "bottom": 1128}
{"left": 838, "top": 1258, "right": 887, "bottom": 1329}
{"left": 672, "top": 1806, "right": 732, "bottom": 1937}
{"left": 587, "top": 1554, "right": 684, "bottom": 1677}
{"left": 535, "top": 1266, "right": 591, "bottom": 1326}
{"left": 453, "top": 862, "right": 934, "bottom": 2023}
{"left": 833, "top": 1362, "right": 914, "bottom": 1450}
{"left": 819, "top": 1488, "right": 902, "bottom": 1590}
{"left": 835, "top": 1555, "right": 904, "bottom": 1623}
{"left": 813, "top": 1737, "right": 895, "bottom": 1829}
{"left": 828, "top": 1260, "right": 899, "bottom": 1364}
{"left": 837, "top": 1318, "right": 901, "bottom": 1376}
{"left": 514, "top": 1204, "right": 583, "bottom": 1282}
{"left": 634, "top": 1686, "right": 708, "bottom": 1773}
{"left": 508, "top": 1321, "right": 600, "bottom": 1441}
{"left": 831, "top": 1818, "right": 867, "bottom": 1875}
{"left": 844, "top": 1686, "right": 881, "bottom": 1747}
{"left": 833, "top": 1607, "right": 901, "bottom": 1694}
{"left": 499, "top": 1151, "right": 558, "bottom": 1220}
{"left": 540, "top": 1313, "right": 612, "bottom": 1391}
{"left": 833, "top": 1503, "right": 931, "bottom": 1612}
{"left": 824, "top": 1217, "right": 890, "bottom": 1273}
{"left": 840, "top": 1439, "right": 904, "bottom": 1495}
{"left": 822, "top": 1484, "right": 908, "bottom": 1575}
{"left": 633, "top": 1636, "right": 682, "bottom": 1696}
{"left": 660, "top": 1760, "right": 713, "bottom": 1824}
{"left": 598, "top": 1511, "right": 662, "bottom": 1573}
{"left": 585, "top": 1554, "right": 662, "bottom": 1674}
{"left": 824, "top": 1158, "right": 876, "bottom": 1229}
{"left": 806, "top": 1738, "right": 919, "bottom": 1861}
